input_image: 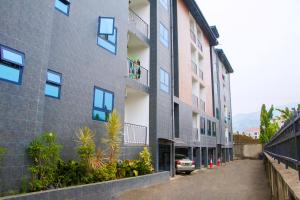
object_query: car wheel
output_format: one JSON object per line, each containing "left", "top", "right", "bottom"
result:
{"left": 186, "top": 171, "right": 191, "bottom": 175}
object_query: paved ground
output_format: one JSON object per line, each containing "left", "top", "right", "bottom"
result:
{"left": 118, "top": 160, "right": 271, "bottom": 200}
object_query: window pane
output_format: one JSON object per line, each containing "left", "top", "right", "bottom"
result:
{"left": 47, "top": 71, "right": 61, "bottom": 83}
{"left": 164, "top": 72, "right": 169, "bottom": 86}
{"left": 99, "top": 17, "right": 114, "bottom": 35}
{"left": 55, "top": 0, "right": 69, "bottom": 14}
{"left": 94, "top": 89, "right": 104, "bottom": 108}
{"left": 93, "top": 110, "right": 107, "bottom": 121}
{"left": 160, "top": 0, "right": 168, "bottom": 9}
{"left": 2, "top": 49, "right": 23, "bottom": 65}
{"left": 108, "top": 28, "right": 117, "bottom": 44}
{"left": 160, "top": 23, "right": 168, "bottom": 47}
{"left": 104, "top": 92, "right": 113, "bottom": 111}
{"left": 45, "top": 84, "right": 60, "bottom": 98}
{"left": 0, "top": 63, "right": 20, "bottom": 83}
{"left": 97, "top": 37, "right": 116, "bottom": 54}
{"left": 160, "top": 69, "right": 164, "bottom": 83}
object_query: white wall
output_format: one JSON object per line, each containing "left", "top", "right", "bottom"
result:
{"left": 130, "top": 1, "right": 150, "bottom": 25}
{"left": 125, "top": 90, "right": 149, "bottom": 129}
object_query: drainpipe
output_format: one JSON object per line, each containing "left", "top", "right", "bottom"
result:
{"left": 170, "top": 0, "right": 175, "bottom": 177}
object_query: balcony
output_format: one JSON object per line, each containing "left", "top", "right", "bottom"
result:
{"left": 127, "top": 58, "right": 149, "bottom": 86}
{"left": 193, "top": 128, "right": 199, "bottom": 141}
{"left": 190, "top": 29, "right": 196, "bottom": 43}
{"left": 192, "top": 95, "right": 199, "bottom": 109}
{"left": 129, "top": 9, "right": 149, "bottom": 38}
{"left": 124, "top": 123, "right": 148, "bottom": 145}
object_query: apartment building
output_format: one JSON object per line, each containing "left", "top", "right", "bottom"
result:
{"left": 0, "top": 0, "right": 233, "bottom": 192}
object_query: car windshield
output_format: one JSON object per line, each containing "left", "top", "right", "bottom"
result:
{"left": 175, "top": 154, "right": 188, "bottom": 159}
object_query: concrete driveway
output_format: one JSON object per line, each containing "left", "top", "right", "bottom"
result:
{"left": 118, "top": 160, "right": 271, "bottom": 200}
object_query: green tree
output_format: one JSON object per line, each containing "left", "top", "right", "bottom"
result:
{"left": 276, "top": 107, "right": 292, "bottom": 121}
{"left": 297, "top": 104, "right": 300, "bottom": 112}
{"left": 259, "top": 104, "right": 279, "bottom": 144}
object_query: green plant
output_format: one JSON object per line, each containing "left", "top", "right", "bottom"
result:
{"left": 94, "top": 162, "right": 117, "bottom": 181}
{"left": 276, "top": 107, "right": 293, "bottom": 122}
{"left": 136, "top": 147, "right": 153, "bottom": 175}
{"left": 102, "top": 110, "right": 122, "bottom": 164}
{"left": 0, "top": 147, "right": 6, "bottom": 164}
{"left": 76, "top": 127, "right": 96, "bottom": 166}
{"left": 55, "top": 160, "right": 88, "bottom": 187}
{"left": 259, "top": 104, "right": 279, "bottom": 144}
{"left": 27, "top": 132, "right": 62, "bottom": 191}
{"left": 117, "top": 160, "right": 139, "bottom": 178}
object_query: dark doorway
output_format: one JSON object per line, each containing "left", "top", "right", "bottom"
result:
{"left": 159, "top": 144, "right": 171, "bottom": 171}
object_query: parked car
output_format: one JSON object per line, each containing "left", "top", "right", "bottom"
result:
{"left": 175, "top": 154, "right": 195, "bottom": 174}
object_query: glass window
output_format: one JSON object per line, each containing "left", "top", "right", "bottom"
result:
{"left": 160, "top": 68, "right": 169, "bottom": 93}
{"left": 93, "top": 87, "right": 114, "bottom": 122}
{"left": 0, "top": 63, "right": 22, "bottom": 84}
{"left": 45, "top": 70, "right": 62, "bottom": 99}
{"left": 160, "top": 0, "right": 168, "bottom": 10}
{"left": 97, "top": 27, "right": 117, "bottom": 54}
{"left": 159, "top": 23, "right": 169, "bottom": 47}
{"left": 207, "top": 120, "right": 212, "bottom": 136}
{"left": 0, "top": 45, "right": 24, "bottom": 84}
{"left": 55, "top": 0, "right": 70, "bottom": 15}
{"left": 200, "top": 117, "right": 205, "bottom": 135}
{"left": 212, "top": 122, "right": 216, "bottom": 136}
{"left": 98, "top": 17, "right": 115, "bottom": 35}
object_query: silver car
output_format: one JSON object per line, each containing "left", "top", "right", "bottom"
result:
{"left": 175, "top": 154, "right": 195, "bottom": 174}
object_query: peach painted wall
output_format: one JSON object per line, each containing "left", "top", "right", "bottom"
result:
{"left": 177, "top": 0, "right": 214, "bottom": 117}
{"left": 177, "top": 0, "right": 192, "bottom": 106}
{"left": 202, "top": 37, "right": 214, "bottom": 117}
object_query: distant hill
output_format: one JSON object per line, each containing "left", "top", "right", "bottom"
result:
{"left": 233, "top": 102, "right": 298, "bottom": 132}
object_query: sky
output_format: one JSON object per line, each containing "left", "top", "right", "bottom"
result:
{"left": 196, "top": 0, "right": 300, "bottom": 115}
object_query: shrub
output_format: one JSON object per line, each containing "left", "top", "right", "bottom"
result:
{"left": 94, "top": 162, "right": 117, "bottom": 181}
{"left": 117, "top": 160, "right": 139, "bottom": 178}
{"left": 102, "top": 110, "right": 122, "bottom": 164}
{"left": 55, "top": 160, "right": 88, "bottom": 187}
{"left": 27, "top": 132, "right": 62, "bottom": 191}
{"left": 75, "top": 127, "right": 96, "bottom": 166}
{"left": 136, "top": 147, "right": 153, "bottom": 175}
{"left": 0, "top": 147, "right": 6, "bottom": 164}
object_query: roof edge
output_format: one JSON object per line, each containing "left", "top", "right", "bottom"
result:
{"left": 216, "top": 49, "right": 234, "bottom": 73}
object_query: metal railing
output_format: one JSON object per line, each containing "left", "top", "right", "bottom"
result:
{"left": 197, "top": 39, "right": 203, "bottom": 52}
{"left": 191, "top": 60, "right": 197, "bottom": 75}
{"left": 192, "top": 95, "right": 199, "bottom": 109}
{"left": 127, "top": 58, "right": 149, "bottom": 86}
{"left": 193, "top": 128, "right": 199, "bottom": 141}
{"left": 190, "top": 29, "right": 196, "bottom": 43}
{"left": 264, "top": 112, "right": 300, "bottom": 179}
{"left": 198, "top": 68, "right": 204, "bottom": 80}
{"left": 129, "top": 9, "right": 149, "bottom": 38}
{"left": 200, "top": 99, "right": 205, "bottom": 112}
{"left": 124, "top": 123, "right": 148, "bottom": 145}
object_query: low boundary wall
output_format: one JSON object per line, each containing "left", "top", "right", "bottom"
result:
{"left": 0, "top": 171, "right": 170, "bottom": 200}
{"left": 264, "top": 153, "right": 300, "bottom": 200}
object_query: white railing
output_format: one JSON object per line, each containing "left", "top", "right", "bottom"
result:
{"left": 124, "top": 123, "right": 148, "bottom": 145}
{"left": 127, "top": 58, "right": 149, "bottom": 86}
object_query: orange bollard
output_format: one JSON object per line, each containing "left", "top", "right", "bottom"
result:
{"left": 217, "top": 158, "right": 221, "bottom": 168}
{"left": 209, "top": 158, "right": 213, "bottom": 169}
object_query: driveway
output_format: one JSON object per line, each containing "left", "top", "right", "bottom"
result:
{"left": 118, "top": 160, "right": 271, "bottom": 200}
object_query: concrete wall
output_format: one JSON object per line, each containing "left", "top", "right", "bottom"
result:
{"left": 234, "top": 144, "right": 262, "bottom": 159}
{"left": 1, "top": 172, "right": 170, "bottom": 200}
{"left": 264, "top": 153, "right": 300, "bottom": 200}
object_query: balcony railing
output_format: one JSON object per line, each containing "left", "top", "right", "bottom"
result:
{"left": 190, "top": 29, "right": 196, "bottom": 43}
{"left": 124, "top": 123, "right": 148, "bottom": 145}
{"left": 200, "top": 99, "right": 205, "bottom": 112}
{"left": 127, "top": 58, "right": 149, "bottom": 86}
{"left": 197, "top": 39, "right": 203, "bottom": 52}
{"left": 129, "top": 9, "right": 149, "bottom": 38}
{"left": 193, "top": 128, "right": 199, "bottom": 141}
{"left": 192, "top": 95, "right": 199, "bottom": 109}
{"left": 198, "top": 68, "right": 204, "bottom": 80}
{"left": 191, "top": 60, "right": 197, "bottom": 75}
